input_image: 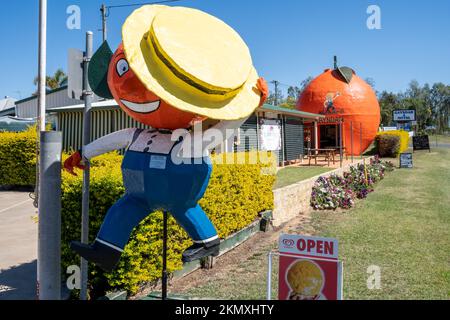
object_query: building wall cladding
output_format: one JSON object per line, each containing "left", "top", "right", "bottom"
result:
{"left": 15, "top": 87, "right": 99, "bottom": 118}
{"left": 284, "top": 117, "right": 304, "bottom": 161}
{"left": 57, "top": 108, "right": 149, "bottom": 152}
{"left": 57, "top": 107, "right": 305, "bottom": 162}
{"left": 235, "top": 115, "right": 304, "bottom": 165}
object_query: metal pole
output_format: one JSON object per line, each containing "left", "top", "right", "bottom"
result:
{"left": 162, "top": 211, "right": 168, "bottom": 300}
{"left": 350, "top": 121, "right": 354, "bottom": 163}
{"left": 80, "top": 31, "right": 94, "bottom": 300}
{"left": 314, "top": 121, "right": 319, "bottom": 150}
{"left": 360, "top": 122, "right": 363, "bottom": 159}
{"left": 37, "top": 131, "right": 62, "bottom": 300}
{"left": 266, "top": 251, "right": 273, "bottom": 300}
{"left": 100, "top": 4, "right": 107, "bottom": 42}
{"left": 339, "top": 121, "right": 343, "bottom": 168}
{"left": 34, "top": 0, "right": 47, "bottom": 209}
{"left": 38, "top": 0, "right": 47, "bottom": 131}
{"left": 271, "top": 80, "right": 279, "bottom": 106}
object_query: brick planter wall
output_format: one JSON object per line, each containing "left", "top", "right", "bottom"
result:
{"left": 272, "top": 157, "right": 375, "bottom": 227}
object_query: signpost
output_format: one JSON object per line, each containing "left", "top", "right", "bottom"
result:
{"left": 267, "top": 234, "right": 343, "bottom": 300}
{"left": 399, "top": 153, "right": 413, "bottom": 168}
{"left": 77, "top": 32, "right": 94, "bottom": 301}
{"left": 36, "top": 0, "right": 63, "bottom": 300}
{"left": 67, "top": 48, "right": 84, "bottom": 100}
{"left": 412, "top": 135, "right": 431, "bottom": 152}
{"left": 393, "top": 110, "right": 416, "bottom": 122}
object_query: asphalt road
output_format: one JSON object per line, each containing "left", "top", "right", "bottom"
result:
{"left": 409, "top": 142, "right": 450, "bottom": 149}
{"left": 0, "top": 191, "right": 37, "bottom": 300}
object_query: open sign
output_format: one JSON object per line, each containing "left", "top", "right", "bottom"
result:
{"left": 279, "top": 234, "right": 338, "bottom": 259}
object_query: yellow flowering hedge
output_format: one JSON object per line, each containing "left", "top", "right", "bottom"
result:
{"left": 61, "top": 151, "right": 276, "bottom": 297}
{"left": 0, "top": 127, "right": 276, "bottom": 296}
{"left": 0, "top": 126, "right": 37, "bottom": 186}
{"left": 376, "top": 130, "right": 410, "bottom": 157}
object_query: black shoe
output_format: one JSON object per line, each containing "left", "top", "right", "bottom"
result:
{"left": 70, "top": 240, "right": 122, "bottom": 272}
{"left": 182, "top": 238, "right": 220, "bottom": 263}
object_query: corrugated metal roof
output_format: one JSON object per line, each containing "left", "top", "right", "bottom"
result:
{"left": 0, "top": 98, "right": 16, "bottom": 111}
{"left": 260, "top": 104, "right": 324, "bottom": 119}
{"left": 51, "top": 101, "right": 324, "bottom": 120}
{"left": 15, "top": 86, "right": 68, "bottom": 105}
{"left": 50, "top": 99, "right": 118, "bottom": 112}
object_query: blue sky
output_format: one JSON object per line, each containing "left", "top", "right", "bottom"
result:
{"left": 1, "top": 0, "right": 449, "bottom": 100}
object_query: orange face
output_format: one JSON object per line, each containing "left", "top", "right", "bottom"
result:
{"left": 107, "top": 43, "right": 198, "bottom": 130}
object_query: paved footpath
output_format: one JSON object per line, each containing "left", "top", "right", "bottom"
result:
{"left": 0, "top": 191, "right": 37, "bottom": 300}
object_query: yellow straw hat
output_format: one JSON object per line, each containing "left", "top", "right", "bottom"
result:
{"left": 122, "top": 5, "right": 262, "bottom": 120}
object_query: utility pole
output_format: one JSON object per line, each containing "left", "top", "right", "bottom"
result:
{"left": 37, "top": 0, "right": 63, "bottom": 300}
{"left": 271, "top": 80, "right": 279, "bottom": 106}
{"left": 80, "top": 31, "right": 94, "bottom": 301}
{"left": 34, "top": 0, "right": 49, "bottom": 209}
{"left": 100, "top": 4, "right": 107, "bottom": 42}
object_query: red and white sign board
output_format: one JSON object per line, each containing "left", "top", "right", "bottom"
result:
{"left": 278, "top": 234, "right": 343, "bottom": 300}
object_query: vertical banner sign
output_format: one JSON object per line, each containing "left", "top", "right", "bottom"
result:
{"left": 278, "top": 234, "right": 342, "bottom": 300}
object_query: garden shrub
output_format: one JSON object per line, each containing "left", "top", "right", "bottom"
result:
{"left": 61, "top": 151, "right": 276, "bottom": 297}
{"left": 376, "top": 130, "right": 410, "bottom": 157}
{"left": 0, "top": 125, "right": 37, "bottom": 186}
{"left": 375, "top": 134, "right": 400, "bottom": 157}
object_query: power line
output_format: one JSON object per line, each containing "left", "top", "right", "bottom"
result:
{"left": 107, "top": 0, "right": 184, "bottom": 9}
{"left": 270, "top": 80, "right": 280, "bottom": 105}
{"left": 100, "top": 0, "right": 187, "bottom": 43}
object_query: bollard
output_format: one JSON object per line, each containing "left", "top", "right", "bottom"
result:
{"left": 37, "top": 131, "right": 62, "bottom": 300}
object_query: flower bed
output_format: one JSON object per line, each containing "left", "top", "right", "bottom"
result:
{"left": 310, "top": 156, "right": 394, "bottom": 210}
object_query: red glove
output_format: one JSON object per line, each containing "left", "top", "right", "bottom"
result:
{"left": 257, "top": 77, "right": 269, "bottom": 107}
{"left": 63, "top": 151, "right": 85, "bottom": 176}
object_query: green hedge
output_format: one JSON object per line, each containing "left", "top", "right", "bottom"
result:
{"left": 61, "top": 151, "right": 276, "bottom": 297}
{"left": 0, "top": 126, "right": 37, "bottom": 186}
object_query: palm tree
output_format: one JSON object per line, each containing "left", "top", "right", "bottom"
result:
{"left": 33, "top": 69, "right": 68, "bottom": 93}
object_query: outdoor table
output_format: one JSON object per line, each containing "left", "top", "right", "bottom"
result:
{"left": 305, "top": 148, "right": 336, "bottom": 166}
{"left": 329, "top": 146, "right": 348, "bottom": 160}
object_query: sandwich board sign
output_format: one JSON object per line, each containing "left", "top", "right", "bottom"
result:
{"left": 399, "top": 153, "right": 413, "bottom": 168}
{"left": 413, "top": 135, "right": 431, "bottom": 152}
{"left": 278, "top": 234, "right": 343, "bottom": 300}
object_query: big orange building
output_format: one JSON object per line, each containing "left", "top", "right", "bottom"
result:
{"left": 297, "top": 65, "right": 380, "bottom": 156}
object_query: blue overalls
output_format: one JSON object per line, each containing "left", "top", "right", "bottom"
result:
{"left": 96, "top": 129, "right": 218, "bottom": 250}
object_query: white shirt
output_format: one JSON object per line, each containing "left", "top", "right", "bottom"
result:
{"left": 82, "top": 118, "right": 248, "bottom": 160}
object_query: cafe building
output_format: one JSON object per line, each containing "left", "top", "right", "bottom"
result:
{"left": 296, "top": 63, "right": 381, "bottom": 156}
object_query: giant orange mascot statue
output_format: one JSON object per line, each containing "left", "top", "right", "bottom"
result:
{"left": 64, "top": 5, "right": 268, "bottom": 272}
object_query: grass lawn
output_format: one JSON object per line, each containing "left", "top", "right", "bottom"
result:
{"left": 177, "top": 148, "right": 450, "bottom": 300}
{"left": 274, "top": 166, "right": 331, "bottom": 189}
{"left": 428, "top": 134, "right": 450, "bottom": 144}
{"left": 312, "top": 147, "right": 450, "bottom": 299}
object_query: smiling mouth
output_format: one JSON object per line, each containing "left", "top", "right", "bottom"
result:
{"left": 120, "top": 99, "right": 161, "bottom": 114}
